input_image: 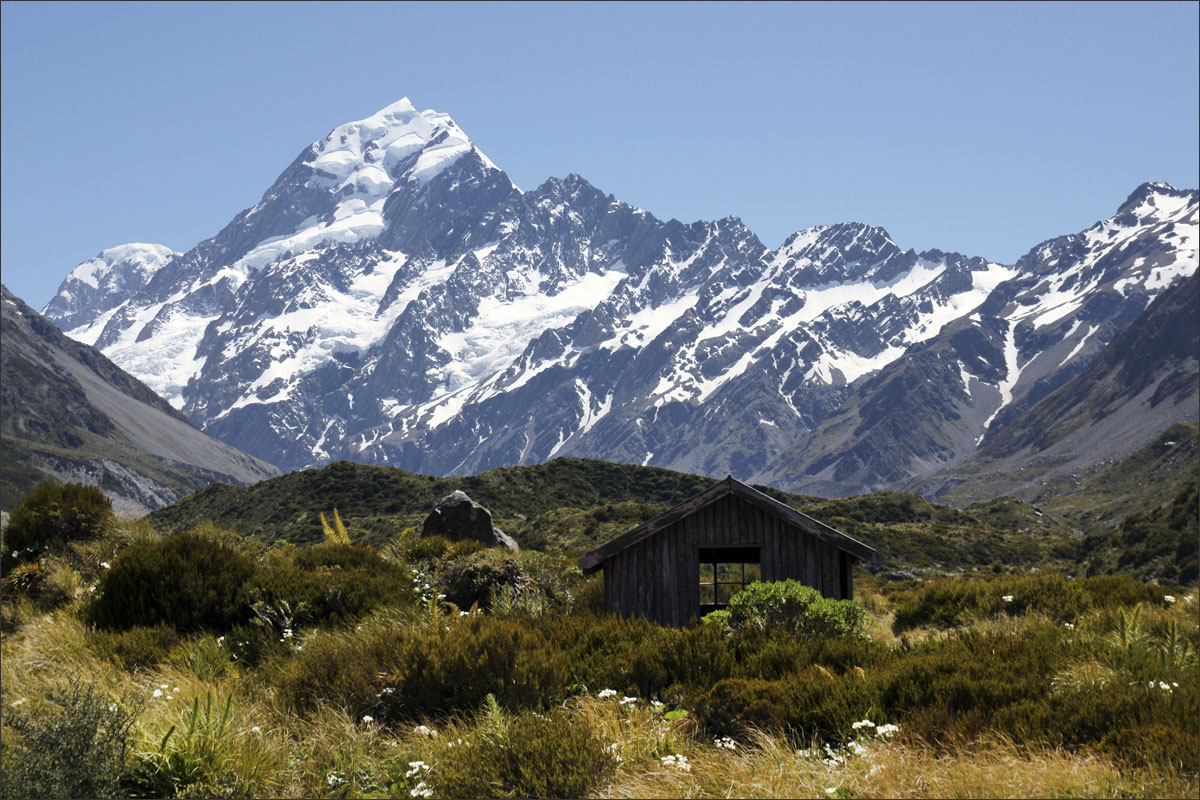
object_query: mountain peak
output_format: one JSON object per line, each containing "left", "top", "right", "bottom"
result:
{"left": 307, "top": 98, "right": 499, "bottom": 191}
{"left": 1116, "top": 181, "right": 1195, "bottom": 219}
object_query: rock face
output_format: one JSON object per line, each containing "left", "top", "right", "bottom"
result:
{"left": 41, "top": 96, "right": 1198, "bottom": 497}
{"left": 1, "top": 284, "right": 279, "bottom": 514}
{"left": 421, "top": 490, "right": 518, "bottom": 551}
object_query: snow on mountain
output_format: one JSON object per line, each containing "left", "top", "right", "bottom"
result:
{"left": 42, "top": 243, "right": 178, "bottom": 332}
{"left": 41, "top": 98, "right": 1199, "bottom": 494}
{"left": 755, "top": 182, "right": 1198, "bottom": 495}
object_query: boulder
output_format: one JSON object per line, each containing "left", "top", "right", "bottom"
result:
{"left": 421, "top": 490, "right": 518, "bottom": 552}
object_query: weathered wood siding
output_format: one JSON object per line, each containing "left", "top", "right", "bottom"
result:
{"left": 602, "top": 494, "right": 856, "bottom": 627}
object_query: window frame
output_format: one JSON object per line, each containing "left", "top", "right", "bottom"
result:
{"left": 698, "top": 546, "right": 761, "bottom": 616}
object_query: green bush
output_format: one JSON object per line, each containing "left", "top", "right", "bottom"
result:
{"left": 1099, "top": 722, "right": 1200, "bottom": 770}
{"left": 2, "top": 481, "right": 113, "bottom": 572}
{"left": 723, "top": 580, "right": 868, "bottom": 638}
{"left": 91, "top": 624, "right": 181, "bottom": 670}
{"left": 276, "top": 614, "right": 572, "bottom": 722}
{"left": 433, "top": 706, "right": 614, "bottom": 799}
{"left": 692, "top": 678, "right": 788, "bottom": 736}
{"left": 0, "top": 676, "right": 138, "bottom": 799}
{"left": 87, "top": 530, "right": 255, "bottom": 632}
{"left": 401, "top": 535, "right": 450, "bottom": 563}
{"left": 435, "top": 549, "right": 524, "bottom": 610}
{"left": 251, "top": 542, "right": 414, "bottom": 630}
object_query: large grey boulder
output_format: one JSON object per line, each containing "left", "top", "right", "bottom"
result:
{"left": 421, "top": 490, "right": 518, "bottom": 552}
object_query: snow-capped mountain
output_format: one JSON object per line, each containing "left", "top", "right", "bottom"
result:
{"left": 43, "top": 99, "right": 1199, "bottom": 494}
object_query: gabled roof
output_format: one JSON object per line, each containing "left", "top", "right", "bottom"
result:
{"left": 578, "top": 476, "right": 878, "bottom": 573}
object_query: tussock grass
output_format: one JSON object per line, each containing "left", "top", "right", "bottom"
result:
{"left": 603, "top": 731, "right": 1197, "bottom": 799}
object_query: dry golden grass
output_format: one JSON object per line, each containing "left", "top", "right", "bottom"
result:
{"left": 602, "top": 729, "right": 1198, "bottom": 799}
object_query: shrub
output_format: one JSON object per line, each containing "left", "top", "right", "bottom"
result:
{"left": 2, "top": 481, "right": 113, "bottom": 572}
{"left": 251, "top": 542, "right": 415, "bottom": 630}
{"left": 87, "top": 530, "right": 255, "bottom": 632}
{"left": 436, "top": 549, "right": 524, "bottom": 610}
{"left": 692, "top": 678, "right": 789, "bottom": 736}
{"left": 1099, "top": 723, "right": 1200, "bottom": 770}
{"left": 402, "top": 535, "right": 450, "bottom": 563}
{"left": 0, "top": 676, "right": 138, "bottom": 799}
{"left": 433, "top": 706, "right": 615, "bottom": 799}
{"left": 275, "top": 614, "right": 573, "bottom": 722}
{"left": 90, "top": 624, "right": 181, "bottom": 670}
{"left": 724, "top": 580, "right": 868, "bottom": 638}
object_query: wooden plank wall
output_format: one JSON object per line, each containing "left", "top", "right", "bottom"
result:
{"left": 603, "top": 494, "right": 853, "bottom": 624}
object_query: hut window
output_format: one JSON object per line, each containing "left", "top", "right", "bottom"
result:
{"left": 699, "top": 546, "right": 761, "bottom": 614}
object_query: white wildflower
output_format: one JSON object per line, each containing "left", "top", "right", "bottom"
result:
{"left": 1164, "top": 595, "right": 1176, "bottom": 604}
{"left": 1002, "top": 595, "right": 1014, "bottom": 603}
{"left": 714, "top": 735, "right": 738, "bottom": 750}
{"left": 100, "top": 561, "right": 110, "bottom": 569}
{"left": 152, "top": 689, "right": 163, "bottom": 698}
{"left": 251, "top": 726, "right": 262, "bottom": 734}
{"left": 108, "top": 703, "right": 118, "bottom": 712}
{"left": 877, "top": 723, "right": 900, "bottom": 737}
{"left": 1159, "top": 681, "right": 1172, "bottom": 691}
{"left": 410, "top": 781, "right": 433, "bottom": 799}
{"left": 660, "top": 753, "right": 691, "bottom": 771}
{"left": 849, "top": 740, "right": 869, "bottom": 756}
{"left": 1064, "top": 622, "right": 1074, "bottom": 629}
{"left": 405, "top": 761, "right": 430, "bottom": 778}
{"left": 826, "top": 788, "right": 838, "bottom": 795}
{"left": 620, "top": 695, "right": 638, "bottom": 705}
{"left": 598, "top": 688, "right": 618, "bottom": 699}
{"left": 851, "top": 719, "right": 876, "bottom": 730}
{"left": 216, "top": 636, "right": 225, "bottom": 646}
{"left": 414, "top": 724, "right": 437, "bottom": 737}
{"left": 362, "top": 715, "right": 374, "bottom": 723}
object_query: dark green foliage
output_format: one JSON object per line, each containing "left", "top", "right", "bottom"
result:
{"left": 252, "top": 543, "right": 414, "bottom": 628}
{"left": 435, "top": 549, "right": 524, "bottom": 610}
{"left": 433, "top": 707, "right": 614, "bottom": 799}
{"left": 721, "top": 580, "right": 868, "bottom": 638}
{"left": 889, "top": 572, "right": 1167, "bottom": 632}
{"left": 692, "top": 678, "right": 788, "bottom": 736}
{"left": 1099, "top": 723, "right": 1200, "bottom": 770}
{"left": 0, "top": 676, "right": 138, "bottom": 799}
{"left": 276, "top": 615, "right": 573, "bottom": 722}
{"left": 2, "top": 481, "right": 113, "bottom": 571}
{"left": 87, "top": 531, "right": 255, "bottom": 632}
{"left": 400, "top": 534, "right": 450, "bottom": 562}
{"left": 147, "top": 459, "right": 715, "bottom": 546}
{"left": 90, "top": 625, "right": 181, "bottom": 670}
{"left": 1083, "top": 482, "right": 1199, "bottom": 585}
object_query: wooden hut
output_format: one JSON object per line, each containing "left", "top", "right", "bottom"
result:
{"left": 578, "top": 476, "right": 877, "bottom": 627}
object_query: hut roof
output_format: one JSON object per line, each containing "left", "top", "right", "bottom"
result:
{"left": 578, "top": 476, "right": 878, "bottom": 573}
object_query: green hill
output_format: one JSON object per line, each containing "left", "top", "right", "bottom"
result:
{"left": 148, "top": 457, "right": 1083, "bottom": 571}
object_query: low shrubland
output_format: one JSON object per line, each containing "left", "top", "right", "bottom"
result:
{"left": 1, "top": 480, "right": 1196, "bottom": 798}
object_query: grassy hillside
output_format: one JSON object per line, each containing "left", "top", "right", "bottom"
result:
{"left": 1038, "top": 420, "right": 1199, "bottom": 534}
{"left": 146, "top": 458, "right": 1085, "bottom": 573}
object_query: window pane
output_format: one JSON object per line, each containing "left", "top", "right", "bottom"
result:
{"left": 744, "top": 562, "right": 761, "bottom": 584}
{"left": 717, "top": 562, "right": 743, "bottom": 583}
{"left": 700, "top": 584, "right": 715, "bottom": 605}
{"left": 717, "top": 583, "right": 739, "bottom": 604}
{"left": 699, "top": 563, "right": 714, "bottom": 584}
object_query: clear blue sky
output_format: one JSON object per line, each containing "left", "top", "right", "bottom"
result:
{"left": 2, "top": 1, "right": 1197, "bottom": 310}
